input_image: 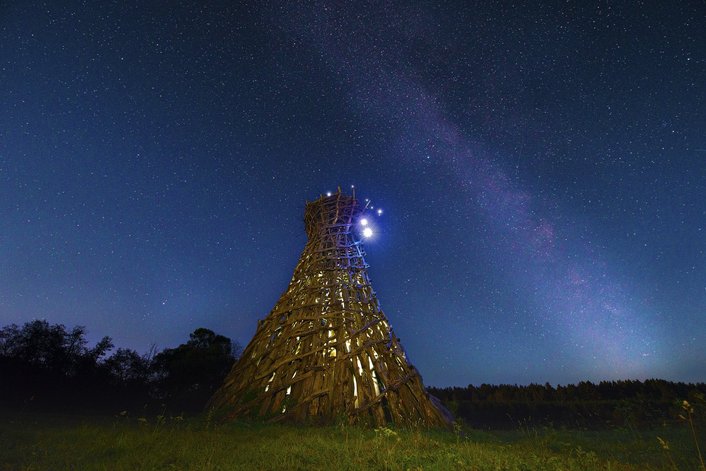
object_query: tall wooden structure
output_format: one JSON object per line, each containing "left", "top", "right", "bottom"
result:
{"left": 209, "top": 190, "right": 450, "bottom": 427}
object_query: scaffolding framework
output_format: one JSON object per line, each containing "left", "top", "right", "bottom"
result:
{"left": 209, "top": 190, "right": 450, "bottom": 427}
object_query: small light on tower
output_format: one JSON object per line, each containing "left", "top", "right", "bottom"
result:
{"left": 377, "top": 208, "right": 383, "bottom": 216}
{"left": 360, "top": 218, "right": 369, "bottom": 226}
{"left": 363, "top": 227, "right": 373, "bottom": 238}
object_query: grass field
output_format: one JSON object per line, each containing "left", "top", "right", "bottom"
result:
{"left": 1, "top": 411, "right": 703, "bottom": 470}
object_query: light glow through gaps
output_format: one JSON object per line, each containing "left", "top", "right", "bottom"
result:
{"left": 363, "top": 227, "right": 373, "bottom": 238}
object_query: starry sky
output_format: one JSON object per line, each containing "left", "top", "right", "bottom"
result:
{"left": 1, "top": 1, "right": 705, "bottom": 387}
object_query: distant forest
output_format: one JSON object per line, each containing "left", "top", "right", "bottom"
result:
{"left": 1, "top": 320, "right": 703, "bottom": 429}
{"left": 430, "top": 381, "right": 706, "bottom": 429}
{"left": 0, "top": 320, "right": 240, "bottom": 415}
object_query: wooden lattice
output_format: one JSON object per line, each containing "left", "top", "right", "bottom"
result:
{"left": 209, "top": 189, "right": 451, "bottom": 427}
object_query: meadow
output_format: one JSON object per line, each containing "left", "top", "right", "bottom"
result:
{"left": 3, "top": 323, "right": 704, "bottom": 469}
{"left": 1, "top": 410, "right": 704, "bottom": 470}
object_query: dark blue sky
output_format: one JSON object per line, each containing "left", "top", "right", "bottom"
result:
{"left": 1, "top": 1, "right": 704, "bottom": 386}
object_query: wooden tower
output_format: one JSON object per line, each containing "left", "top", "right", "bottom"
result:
{"left": 209, "top": 189, "right": 450, "bottom": 427}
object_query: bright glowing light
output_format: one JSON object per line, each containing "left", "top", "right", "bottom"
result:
{"left": 326, "top": 191, "right": 332, "bottom": 197}
{"left": 363, "top": 227, "right": 373, "bottom": 238}
{"left": 360, "top": 218, "right": 369, "bottom": 226}
{"left": 377, "top": 209, "right": 383, "bottom": 215}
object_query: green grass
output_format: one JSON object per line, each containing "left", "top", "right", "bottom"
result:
{"left": 0, "top": 411, "right": 703, "bottom": 470}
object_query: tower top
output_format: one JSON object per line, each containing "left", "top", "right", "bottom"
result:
{"left": 304, "top": 189, "right": 362, "bottom": 239}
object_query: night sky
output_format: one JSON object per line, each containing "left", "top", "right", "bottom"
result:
{"left": 2, "top": 2, "right": 705, "bottom": 387}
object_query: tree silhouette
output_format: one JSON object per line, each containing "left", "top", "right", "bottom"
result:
{"left": 152, "top": 328, "right": 240, "bottom": 412}
{"left": 0, "top": 321, "right": 241, "bottom": 414}
{"left": 0, "top": 320, "right": 112, "bottom": 409}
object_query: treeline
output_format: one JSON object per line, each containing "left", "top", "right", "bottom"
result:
{"left": 4, "top": 320, "right": 704, "bottom": 429}
{"left": 0, "top": 320, "right": 239, "bottom": 415}
{"left": 429, "top": 381, "right": 706, "bottom": 429}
